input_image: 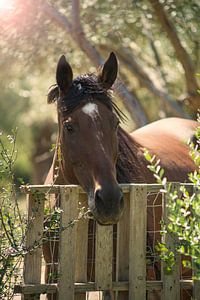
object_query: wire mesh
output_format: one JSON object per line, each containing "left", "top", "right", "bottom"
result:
{"left": 12, "top": 185, "right": 195, "bottom": 299}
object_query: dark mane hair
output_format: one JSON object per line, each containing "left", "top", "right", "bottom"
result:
{"left": 116, "top": 128, "right": 144, "bottom": 183}
{"left": 47, "top": 73, "right": 126, "bottom": 121}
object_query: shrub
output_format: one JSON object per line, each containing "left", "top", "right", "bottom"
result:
{"left": 144, "top": 114, "right": 200, "bottom": 277}
{"left": 0, "top": 129, "right": 26, "bottom": 299}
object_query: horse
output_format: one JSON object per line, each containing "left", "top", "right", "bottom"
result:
{"left": 43, "top": 52, "right": 198, "bottom": 299}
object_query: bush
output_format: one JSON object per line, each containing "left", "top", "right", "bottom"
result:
{"left": 0, "top": 130, "right": 88, "bottom": 298}
{"left": 0, "top": 129, "right": 26, "bottom": 299}
{"left": 144, "top": 114, "right": 200, "bottom": 277}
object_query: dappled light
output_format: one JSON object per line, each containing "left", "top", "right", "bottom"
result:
{"left": 0, "top": 1, "right": 199, "bottom": 299}
{"left": 0, "top": 0, "right": 14, "bottom": 11}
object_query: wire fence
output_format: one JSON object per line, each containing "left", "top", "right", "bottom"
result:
{"left": 6, "top": 183, "right": 198, "bottom": 299}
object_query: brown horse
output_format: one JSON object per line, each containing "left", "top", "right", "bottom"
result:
{"left": 44, "top": 52, "right": 197, "bottom": 299}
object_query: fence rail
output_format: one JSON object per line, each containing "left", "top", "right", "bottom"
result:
{"left": 14, "top": 184, "right": 198, "bottom": 299}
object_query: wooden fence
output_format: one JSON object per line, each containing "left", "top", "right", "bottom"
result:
{"left": 14, "top": 184, "right": 199, "bottom": 300}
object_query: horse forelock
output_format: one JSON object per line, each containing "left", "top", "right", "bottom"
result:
{"left": 59, "top": 74, "right": 111, "bottom": 112}
{"left": 47, "top": 73, "right": 126, "bottom": 121}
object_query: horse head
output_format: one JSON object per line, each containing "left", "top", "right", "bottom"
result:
{"left": 48, "top": 53, "right": 124, "bottom": 225}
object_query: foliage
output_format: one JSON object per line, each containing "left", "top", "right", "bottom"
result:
{"left": 0, "top": 130, "right": 89, "bottom": 298}
{"left": 144, "top": 114, "right": 200, "bottom": 277}
{"left": 0, "top": 0, "right": 199, "bottom": 180}
{"left": 0, "top": 75, "right": 33, "bottom": 182}
{"left": 0, "top": 130, "right": 26, "bottom": 299}
{"left": 0, "top": 0, "right": 199, "bottom": 111}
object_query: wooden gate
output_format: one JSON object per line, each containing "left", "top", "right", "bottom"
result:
{"left": 14, "top": 184, "right": 199, "bottom": 299}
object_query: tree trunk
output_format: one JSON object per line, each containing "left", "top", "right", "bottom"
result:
{"left": 99, "top": 44, "right": 189, "bottom": 118}
{"left": 148, "top": 0, "right": 200, "bottom": 113}
{"left": 34, "top": 0, "right": 148, "bottom": 127}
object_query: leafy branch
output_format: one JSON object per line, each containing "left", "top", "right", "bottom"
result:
{"left": 144, "top": 114, "right": 200, "bottom": 277}
{"left": 0, "top": 130, "right": 89, "bottom": 298}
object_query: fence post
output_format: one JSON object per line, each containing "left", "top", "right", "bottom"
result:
{"left": 58, "top": 186, "right": 79, "bottom": 300}
{"left": 95, "top": 224, "right": 113, "bottom": 291}
{"left": 129, "top": 184, "right": 147, "bottom": 300}
{"left": 23, "top": 192, "right": 45, "bottom": 300}
{"left": 162, "top": 183, "right": 180, "bottom": 299}
{"left": 75, "top": 193, "right": 88, "bottom": 300}
{"left": 193, "top": 264, "right": 200, "bottom": 300}
{"left": 116, "top": 192, "right": 130, "bottom": 299}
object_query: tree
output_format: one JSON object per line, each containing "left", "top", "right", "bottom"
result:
{"left": 0, "top": 0, "right": 199, "bottom": 128}
{"left": 148, "top": 0, "right": 200, "bottom": 112}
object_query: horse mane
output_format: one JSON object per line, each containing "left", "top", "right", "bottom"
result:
{"left": 47, "top": 74, "right": 126, "bottom": 121}
{"left": 117, "top": 127, "right": 144, "bottom": 183}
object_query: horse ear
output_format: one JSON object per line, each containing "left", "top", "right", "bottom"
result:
{"left": 99, "top": 52, "right": 118, "bottom": 89}
{"left": 56, "top": 55, "right": 73, "bottom": 93}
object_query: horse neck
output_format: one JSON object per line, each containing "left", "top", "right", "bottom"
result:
{"left": 116, "top": 127, "right": 144, "bottom": 183}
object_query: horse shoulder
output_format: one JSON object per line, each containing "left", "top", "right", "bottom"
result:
{"left": 132, "top": 117, "right": 197, "bottom": 144}
{"left": 130, "top": 118, "right": 197, "bottom": 182}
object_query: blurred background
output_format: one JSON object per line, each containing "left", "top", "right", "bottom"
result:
{"left": 0, "top": 0, "right": 199, "bottom": 184}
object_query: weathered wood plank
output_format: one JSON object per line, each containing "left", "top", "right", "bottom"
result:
{"left": 162, "top": 183, "right": 180, "bottom": 300}
{"left": 116, "top": 193, "right": 130, "bottom": 299}
{"left": 58, "top": 186, "right": 79, "bottom": 300}
{"left": 129, "top": 185, "right": 147, "bottom": 300}
{"left": 20, "top": 183, "right": 193, "bottom": 195}
{"left": 15, "top": 279, "right": 195, "bottom": 294}
{"left": 95, "top": 224, "right": 113, "bottom": 290}
{"left": 16, "top": 183, "right": 197, "bottom": 299}
{"left": 75, "top": 193, "right": 88, "bottom": 300}
{"left": 23, "top": 193, "right": 45, "bottom": 300}
{"left": 193, "top": 278, "right": 200, "bottom": 300}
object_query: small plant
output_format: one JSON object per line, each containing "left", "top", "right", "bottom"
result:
{"left": 0, "top": 129, "right": 26, "bottom": 299}
{"left": 0, "top": 130, "right": 89, "bottom": 298}
{"left": 144, "top": 114, "right": 200, "bottom": 277}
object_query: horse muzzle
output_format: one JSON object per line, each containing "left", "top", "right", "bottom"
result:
{"left": 88, "top": 186, "right": 124, "bottom": 225}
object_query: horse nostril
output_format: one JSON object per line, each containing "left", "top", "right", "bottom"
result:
{"left": 95, "top": 189, "right": 106, "bottom": 210}
{"left": 95, "top": 188, "right": 124, "bottom": 210}
{"left": 95, "top": 189, "right": 103, "bottom": 203}
{"left": 93, "top": 187, "right": 124, "bottom": 224}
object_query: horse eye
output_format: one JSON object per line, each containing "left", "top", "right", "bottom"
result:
{"left": 64, "top": 122, "right": 74, "bottom": 133}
